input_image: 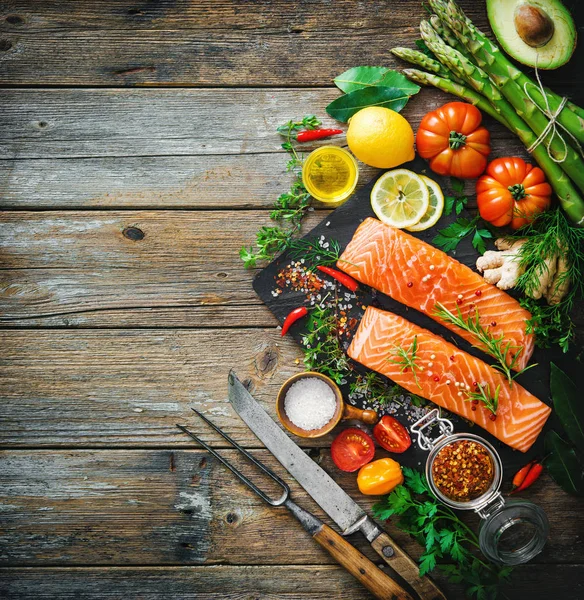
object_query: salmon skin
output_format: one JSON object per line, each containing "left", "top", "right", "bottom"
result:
{"left": 348, "top": 307, "right": 550, "bottom": 452}
{"left": 338, "top": 218, "right": 534, "bottom": 371}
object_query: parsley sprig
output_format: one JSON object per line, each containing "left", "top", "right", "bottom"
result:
{"left": 444, "top": 177, "right": 469, "bottom": 217}
{"left": 373, "top": 468, "right": 513, "bottom": 600}
{"left": 433, "top": 215, "right": 493, "bottom": 255}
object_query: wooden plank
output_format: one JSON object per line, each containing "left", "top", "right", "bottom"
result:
{"left": 0, "top": 88, "right": 528, "bottom": 160}
{"left": 0, "top": 210, "right": 326, "bottom": 269}
{"left": 1, "top": 565, "right": 583, "bottom": 600}
{"left": 0, "top": 450, "right": 581, "bottom": 568}
{"left": 0, "top": 328, "right": 309, "bottom": 447}
{"left": 0, "top": 154, "right": 383, "bottom": 209}
{"left": 0, "top": 0, "right": 582, "bottom": 90}
{"left": 0, "top": 268, "right": 276, "bottom": 328}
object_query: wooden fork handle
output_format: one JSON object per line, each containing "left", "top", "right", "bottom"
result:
{"left": 314, "top": 524, "right": 414, "bottom": 600}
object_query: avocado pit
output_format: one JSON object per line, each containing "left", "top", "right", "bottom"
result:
{"left": 514, "top": 3, "right": 555, "bottom": 47}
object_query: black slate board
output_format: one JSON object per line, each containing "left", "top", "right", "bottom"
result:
{"left": 253, "top": 157, "right": 575, "bottom": 478}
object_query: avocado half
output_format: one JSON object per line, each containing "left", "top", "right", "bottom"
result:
{"left": 487, "top": 0, "right": 577, "bottom": 69}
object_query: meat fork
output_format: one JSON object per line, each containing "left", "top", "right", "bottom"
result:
{"left": 177, "top": 408, "right": 413, "bottom": 600}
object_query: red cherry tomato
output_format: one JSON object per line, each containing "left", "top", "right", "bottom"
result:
{"left": 373, "top": 416, "right": 411, "bottom": 454}
{"left": 330, "top": 428, "right": 375, "bottom": 472}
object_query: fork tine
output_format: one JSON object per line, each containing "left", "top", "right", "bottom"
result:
{"left": 190, "top": 407, "right": 289, "bottom": 493}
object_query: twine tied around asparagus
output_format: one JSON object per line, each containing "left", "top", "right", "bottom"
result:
{"left": 524, "top": 54, "right": 582, "bottom": 161}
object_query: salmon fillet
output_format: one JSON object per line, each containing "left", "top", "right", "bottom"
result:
{"left": 348, "top": 307, "right": 550, "bottom": 452}
{"left": 338, "top": 218, "right": 534, "bottom": 371}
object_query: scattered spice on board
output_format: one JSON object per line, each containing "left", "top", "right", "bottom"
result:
{"left": 284, "top": 377, "right": 337, "bottom": 431}
{"left": 432, "top": 439, "right": 494, "bottom": 502}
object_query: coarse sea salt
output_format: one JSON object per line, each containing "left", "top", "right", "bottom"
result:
{"left": 284, "top": 377, "right": 337, "bottom": 431}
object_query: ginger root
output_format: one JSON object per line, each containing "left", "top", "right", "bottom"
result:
{"left": 476, "top": 237, "right": 570, "bottom": 305}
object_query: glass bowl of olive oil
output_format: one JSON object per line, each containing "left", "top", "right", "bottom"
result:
{"left": 302, "top": 146, "right": 359, "bottom": 207}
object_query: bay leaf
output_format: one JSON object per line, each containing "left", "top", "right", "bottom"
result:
{"left": 551, "top": 363, "right": 584, "bottom": 452}
{"left": 326, "top": 86, "right": 410, "bottom": 123}
{"left": 334, "top": 66, "right": 420, "bottom": 95}
{"left": 544, "top": 430, "right": 584, "bottom": 496}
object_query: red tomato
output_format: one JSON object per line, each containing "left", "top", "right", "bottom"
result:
{"left": 416, "top": 102, "right": 491, "bottom": 179}
{"left": 331, "top": 428, "right": 375, "bottom": 472}
{"left": 373, "top": 416, "right": 411, "bottom": 454}
{"left": 476, "top": 157, "right": 552, "bottom": 229}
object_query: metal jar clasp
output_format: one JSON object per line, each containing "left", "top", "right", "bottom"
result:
{"left": 411, "top": 409, "right": 454, "bottom": 451}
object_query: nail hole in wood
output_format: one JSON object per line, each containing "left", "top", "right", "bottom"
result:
{"left": 225, "top": 512, "right": 238, "bottom": 524}
{"left": 38, "top": 121, "right": 48, "bottom": 128}
{"left": 0, "top": 40, "right": 13, "bottom": 51}
{"left": 359, "top": 568, "right": 366, "bottom": 575}
{"left": 123, "top": 226, "right": 145, "bottom": 241}
{"left": 6, "top": 15, "right": 24, "bottom": 25}
{"left": 216, "top": 272, "right": 228, "bottom": 279}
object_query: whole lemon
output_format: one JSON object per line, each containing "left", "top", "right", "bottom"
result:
{"left": 347, "top": 107, "right": 415, "bottom": 169}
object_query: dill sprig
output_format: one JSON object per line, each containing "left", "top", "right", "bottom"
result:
{"left": 433, "top": 303, "right": 536, "bottom": 384}
{"left": 464, "top": 383, "right": 501, "bottom": 415}
{"left": 505, "top": 207, "right": 584, "bottom": 352}
{"left": 288, "top": 236, "right": 342, "bottom": 267}
{"left": 388, "top": 336, "right": 422, "bottom": 389}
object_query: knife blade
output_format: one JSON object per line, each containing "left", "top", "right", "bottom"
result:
{"left": 228, "top": 371, "right": 446, "bottom": 600}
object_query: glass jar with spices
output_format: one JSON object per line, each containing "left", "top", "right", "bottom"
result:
{"left": 411, "top": 409, "right": 549, "bottom": 566}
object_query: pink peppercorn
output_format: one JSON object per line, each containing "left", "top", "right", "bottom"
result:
{"left": 407, "top": 281, "right": 413, "bottom": 288}
{"left": 433, "top": 376, "right": 440, "bottom": 382}
{"left": 489, "top": 414, "right": 497, "bottom": 421}
{"left": 491, "top": 321, "right": 497, "bottom": 327}
{"left": 456, "top": 298, "right": 463, "bottom": 305}
{"left": 475, "top": 290, "right": 482, "bottom": 297}
{"left": 471, "top": 406, "right": 477, "bottom": 411}
{"left": 450, "top": 355, "right": 455, "bottom": 361}
{"left": 473, "top": 381, "right": 478, "bottom": 387}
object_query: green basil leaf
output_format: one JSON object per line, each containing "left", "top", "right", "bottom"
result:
{"left": 334, "top": 66, "right": 420, "bottom": 95}
{"left": 326, "top": 86, "right": 410, "bottom": 123}
{"left": 544, "top": 430, "right": 584, "bottom": 496}
{"left": 551, "top": 363, "right": 584, "bottom": 452}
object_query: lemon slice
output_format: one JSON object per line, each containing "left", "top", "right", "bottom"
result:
{"left": 371, "top": 169, "right": 430, "bottom": 228}
{"left": 406, "top": 175, "right": 445, "bottom": 232}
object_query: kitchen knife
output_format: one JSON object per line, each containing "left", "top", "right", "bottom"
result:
{"left": 228, "top": 371, "right": 446, "bottom": 600}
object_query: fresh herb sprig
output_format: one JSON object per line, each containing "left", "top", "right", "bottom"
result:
{"left": 373, "top": 468, "right": 513, "bottom": 600}
{"left": 464, "top": 383, "right": 501, "bottom": 415}
{"left": 388, "top": 336, "right": 422, "bottom": 389}
{"left": 349, "top": 372, "right": 395, "bottom": 405}
{"left": 433, "top": 303, "right": 536, "bottom": 384}
{"left": 433, "top": 215, "right": 493, "bottom": 255}
{"left": 507, "top": 207, "right": 584, "bottom": 352}
{"left": 444, "top": 177, "right": 469, "bottom": 216}
{"left": 288, "top": 236, "right": 342, "bottom": 267}
{"left": 301, "top": 305, "right": 351, "bottom": 384}
{"left": 240, "top": 115, "right": 321, "bottom": 268}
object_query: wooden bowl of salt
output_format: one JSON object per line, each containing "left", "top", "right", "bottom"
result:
{"left": 276, "top": 372, "right": 378, "bottom": 438}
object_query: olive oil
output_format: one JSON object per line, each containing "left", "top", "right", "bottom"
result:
{"left": 302, "top": 146, "right": 359, "bottom": 206}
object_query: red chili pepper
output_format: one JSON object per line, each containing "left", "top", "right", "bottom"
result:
{"left": 281, "top": 306, "right": 308, "bottom": 337}
{"left": 510, "top": 460, "right": 543, "bottom": 494}
{"left": 316, "top": 266, "right": 359, "bottom": 292}
{"left": 296, "top": 128, "right": 343, "bottom": 142}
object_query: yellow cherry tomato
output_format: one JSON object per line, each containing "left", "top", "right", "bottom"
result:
{"left": 357, "top": 457, "right": 404, "bottom": 496}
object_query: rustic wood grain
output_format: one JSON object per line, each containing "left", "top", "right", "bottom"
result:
{"left": 0, "top": 450, "right": 581, "bottom": 567}
{"left": 0, "top": 88, "right": 528, "bottom": 160}
{"left": 1, "top": 564, "right": 583, "bottom": 600}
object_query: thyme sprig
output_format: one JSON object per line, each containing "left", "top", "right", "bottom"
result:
{"left": 240, "top": 115, "right": 321, "bottom": 268}
{"left": 373, "top": 468, "right": 514, "bottom": 600}
{"left": 349, "top": 372, "right": 395, "bottom": 405}
{"left": 464, "top": 383, "right": 501, "bottom": 415}
{"left": 433, "top": 303, "right": 536, "bottom": 384}
{"left": 388, "top": 336, "right": 422, "bottom": 389}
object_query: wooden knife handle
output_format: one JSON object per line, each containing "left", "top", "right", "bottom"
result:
{"left": 314, "top": 524, "right": 413, "bottom": 600}
{"left": 371, "top": 532, "right": 447, "bottom": 600}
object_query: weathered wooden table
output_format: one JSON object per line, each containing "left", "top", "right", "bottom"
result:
{"left": 1, "top": 1, "right": 583, "bottom": 598}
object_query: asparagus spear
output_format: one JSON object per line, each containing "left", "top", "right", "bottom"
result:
{"left": 420, "top": 20, "right": 584, "bottom": 225}
{"left": 430, "top": 0, "right": 584, "bottom": 143}
{"left": 390, "top": 47, "right": 466, "bottom": 86}
{"left": 402, "top": 68, "right": 511, "bottom": 130}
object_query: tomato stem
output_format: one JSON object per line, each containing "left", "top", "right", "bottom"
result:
{"left": 508, "top": 183, "right": 527, "bottom": 200}
{"left": 448, "top": 130, "right": 467, "bottom": 150}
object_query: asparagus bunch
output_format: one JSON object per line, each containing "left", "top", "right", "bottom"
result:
{"left": 391, "top": 0, "right": 584, "bottom": 226}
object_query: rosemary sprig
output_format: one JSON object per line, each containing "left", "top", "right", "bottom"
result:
{"left": 288, "top": 236, "right": 342, "bottom": 267}
{"left": 433, "top": 303, "right": 535, "bottom": 384}
{"left": 388, "top": 336, "right": 422, "bottom": 389}
{"left": 464, "top": 383, "right": 501, "bottom": 415}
